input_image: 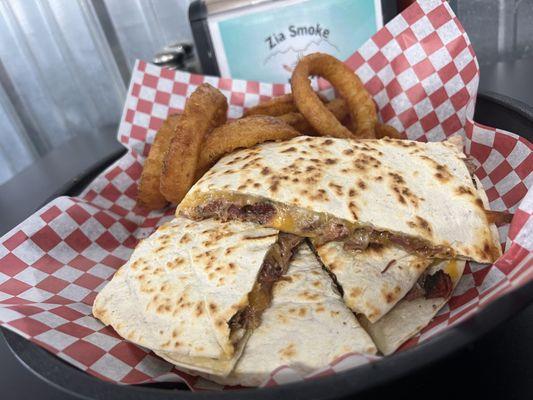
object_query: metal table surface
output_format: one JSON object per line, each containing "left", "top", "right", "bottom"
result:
{"left": 1, "top": 59, "right": 532, "bottom": 399}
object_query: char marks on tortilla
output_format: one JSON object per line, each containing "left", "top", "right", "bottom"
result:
{"left": 201, "top": 243, "right": 377, "bottom": 387}
{"left": 315, "top": 242, "right": 432, "bottom": 322}
{"left": 179, "top": 136, "right": 501, "bottom": 263}
{"left": 360, "top": 258, "right": 467, "bottom": 355}
{"left": 93, "top": 217, "right": 281, "bottom": 376}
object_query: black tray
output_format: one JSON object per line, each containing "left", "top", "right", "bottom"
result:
{"left": 3, "top": 92, "right": 533, "bottom": 400}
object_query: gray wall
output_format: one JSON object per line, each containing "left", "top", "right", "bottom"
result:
{"left": 0, "top": 0, "right": 192, "bottom": 185}
{"left": 457, "top": 0, "right": 533, "bottom": 65}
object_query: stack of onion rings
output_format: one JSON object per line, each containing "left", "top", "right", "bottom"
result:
{"left": 160, "top": 83, "right": 228, "bottom": 204}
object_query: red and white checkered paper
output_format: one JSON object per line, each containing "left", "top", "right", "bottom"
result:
{"left": 0, "top": 0, "right": 531, "bottom": 390}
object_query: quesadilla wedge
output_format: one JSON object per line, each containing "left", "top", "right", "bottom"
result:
{"left": 178, "top": 136, "right": 501, "bottom": 263}
{"left": 360, "top": 258, "right": 466, "bottom": 355}
{"left": 314, "top": 243, "right": 433, "bottom": 322}
{"left": 313, "top": 174, "right": 500, "bottom": 323}
{"left": 200, "top": 243, "right": 377, "bottom": 387}
{"left": 352, "top": 175, "right": 498, "bottom": 353}
{"left": 92, "top": 217, "right": 301, "bottom": 376}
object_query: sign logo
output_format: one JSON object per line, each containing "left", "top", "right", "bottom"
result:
{"left": 263, "top": 24, "right": 339, "bottom": 76}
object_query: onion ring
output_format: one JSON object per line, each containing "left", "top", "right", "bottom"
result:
{"left": 196, "top": 115, "right": 300, "bottom": 177}
{"left": 375, "top": 123, "right": 402, "bottom": 139}
{"left": 278, "top": 98, "right": 348, "bottom": 135}
{"left": 160, "top": 83, "right": 227, "bottom": 204}
{"left": 243, "top": 94, "right": 297, "bottom": 117}
{"left": 244, "top": 92, "right": 328, "bottom": 117}
{"left": 291, "top": 53, "right": 377, "bottom": 139}
{"left": 137, "top": 114, "right": 181, "bottom": 209}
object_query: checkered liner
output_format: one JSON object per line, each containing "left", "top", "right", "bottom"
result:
{"left": 0, "top": 0, "right": 531, "bottom": 390}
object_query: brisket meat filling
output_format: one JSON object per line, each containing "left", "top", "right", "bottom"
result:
{"left": 404, "top": 269, "right": 453, "bottom": 301}
{"left": 228, "top": 233, "right": 302, "bottom": 331}
{"left": 195, "top": 200, "right": 453, "bottom": 259}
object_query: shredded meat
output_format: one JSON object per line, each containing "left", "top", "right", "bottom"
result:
{"left": 196, "top": 199, "right": 225, "bottom": 216}
{"left": 228, "top": 233, "right": 302, "bottom": 331}
{"left": 343, "top": 229, "right": 452, "bottom": 258}
{"left": 319, "top": 223, "right": 349, "bottom": 244}
{"left": 227, "top": 307, "right": 254, "bottom": 331}
{"left": 300, "top": 218, "right": 321, "bottom": 232}
{"left": 343, "top": 227, "right": 372, "bottom": 251}
{"left": 258, "top": 233, "right": 302, "bottom": 284}
{"left": 404, "top": 270, "right": 453, "bottom": 301}
{"left": 240, "top": 203, "right": 277, "bottom": 224}
{"left": 195, "top": 201, "right": 453, "bottom": 258}
{"left": 463, "top": 156, "right": 478, "bottom": 188}
{"left": 464, "top": 156, "right": 478, "bottom": 175}
{"left": 196, "top": 201, "right": 276, "bottom": 225}
{"left": 424, "top": 270, "right": 453, "bottom": 299}
{"left": 226, "top": 204, "right": 243, "bottom": 220}
{"left": 385, "top": 233, "right": 451, "bottom": 258}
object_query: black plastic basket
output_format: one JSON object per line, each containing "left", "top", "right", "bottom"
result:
{"left": 3, "top": 91, "right": 532, "bottom": 400}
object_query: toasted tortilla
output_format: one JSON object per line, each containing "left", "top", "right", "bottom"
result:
{"left": 200, "top": 243, "right": 377, "bottom": 386}
{"left": 359, "top": 176, "right": 499, "bottom": 354}
{"left": 93, "top": 217, "right": 289, "bottom": 376}
{"left": 179, "top": 136, "right": 501, "bottom": 263}
{"left": 360, "top": 258, "right": 466, "bottom": 355}
{"left": 315, "top": 243, "right": 432, "bottom": 322}
{"left": 315, "top": 174, "right": 500, "bottom": 324}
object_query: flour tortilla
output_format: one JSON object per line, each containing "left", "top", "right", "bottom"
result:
{"left": 200, "top": 243, "right": 377, "bottom": 386}
{"left": 315, "top": 174, "right": 500, "bottom": 323}
{"left": 360, "top": 258, "right": 466, "bottom": 355}
{"left": 92, "top": 217, "right": 281, "bottom": 376}
{"left": 359, "top": 176, "right": 499, "bottom": 354}
{"left": 179, "top": 136, "right": 501, "bottom": 263}
{"left": 315, "top": 243, "right": 432, "bottom": 322}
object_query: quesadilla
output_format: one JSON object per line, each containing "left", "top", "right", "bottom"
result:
{"left": 201, "top": 243, "right": 377, "bottom": 387}
{"left": 92, "top": 217, "right": 301, "bottom": 376}
{"left": 360, "top": 258, "right": 466, "bottom": 355}
{"left": 178, "top": 136, "right": 501, "bottom": 263}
